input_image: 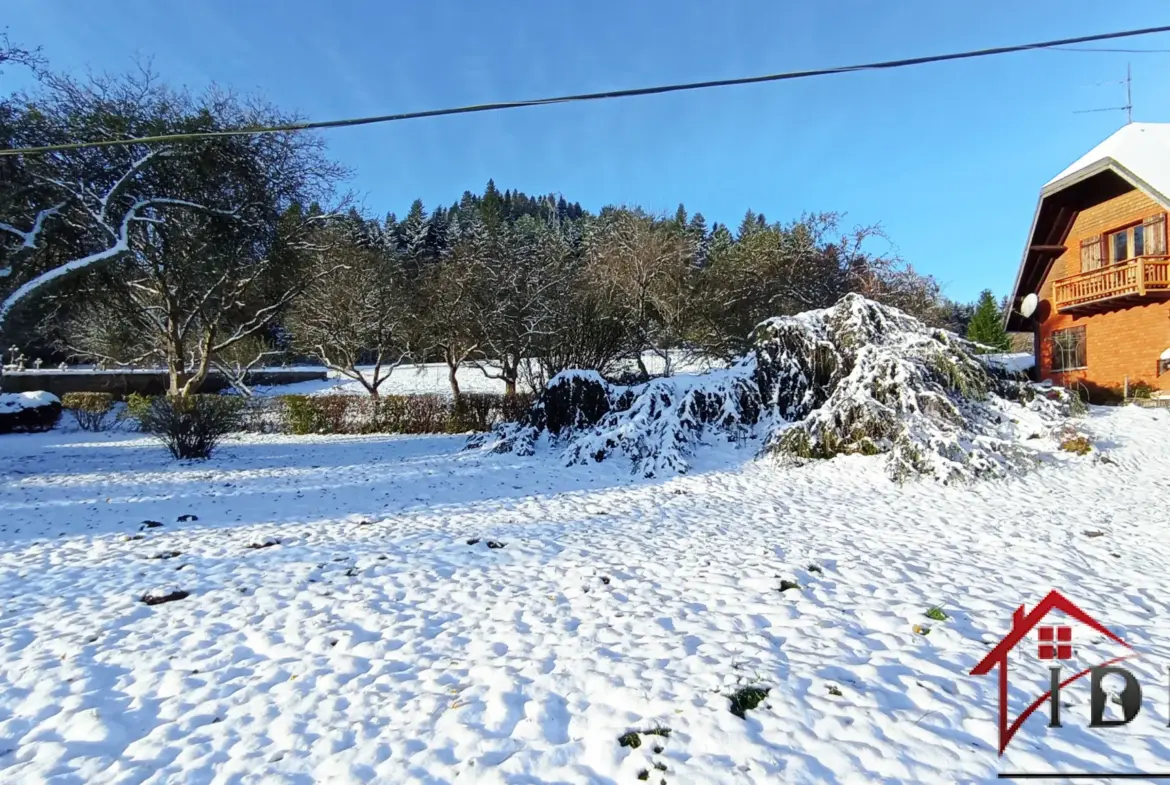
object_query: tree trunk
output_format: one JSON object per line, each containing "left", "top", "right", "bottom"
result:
{"left": 446, "top": 347, "right": 461, "bottom": 399}
{"left": 502, "top": 355, "right": 519, "bottom": 397}
{"left": 179, "top": 331, "right": 216, "bottom": 397}
{"left": 636, "top": 353, "right": 650, "bottom": 381}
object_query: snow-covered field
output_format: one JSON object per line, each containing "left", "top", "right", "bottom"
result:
{"left": 1, "top": 405, "right": 1168, "bottom": 783}
{"left": 256, "top": 354, "right": 718, "bottom": 398}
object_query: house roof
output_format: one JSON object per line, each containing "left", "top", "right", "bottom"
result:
{"left": 1005, "top": 123, "right": 1170, "bottom": 330}
{"left": 1044, "top": 123, "right": 1170, "bottom": 200}
{"left": 969, "top": 589, "right": 1129, "bottom": 676}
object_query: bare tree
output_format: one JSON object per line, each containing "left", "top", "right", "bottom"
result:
{"left": 1, "top": 68, "right": 345, "bottom": 336}
{"left": 0, "top": 31, "right": 44, "bottom": 74}
{"left": 585, "top": 209, "right": 694, "bottom": 377}
{"left": 62, "top": 205, "right": 343, "bottom": 395}
{"left": 688, "top": 213, "right": 927, "bottom": 360}
{"left": 416, "top": 215, "right": 483, "bottom": 399}
{"left": 285, "top": 231, "right": 414, "bottom": 400}
{"left": 468, "top": 216, "right": 569, "bottom": 396}
{"left": 527, "top": 265, "right": 638, "bottom": 390}
{"left": 211, "top": 333, "right": 280, "bottom": 397}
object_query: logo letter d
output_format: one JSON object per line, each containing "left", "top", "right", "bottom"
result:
{"left": 1090, "top": 665, "right": 1142, "bottom": 727}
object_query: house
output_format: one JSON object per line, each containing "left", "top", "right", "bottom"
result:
{"left": 968, "top": 589, "right": 1132, "bottom": 755}
{"left": 1005, "top": 123, "right": 1170, "bottom": 397}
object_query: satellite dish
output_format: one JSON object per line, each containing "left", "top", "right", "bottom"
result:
{"left": 1020, "top": 293, "right": 1039, "bottom": 319}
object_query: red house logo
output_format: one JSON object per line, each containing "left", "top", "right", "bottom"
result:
{"left": 969, "top": 589, "right": 1135, "bottom": 755}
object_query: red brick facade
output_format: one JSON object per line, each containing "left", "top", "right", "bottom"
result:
{"left": 1036, "top": 188, "right": 1170, "bottom": 392}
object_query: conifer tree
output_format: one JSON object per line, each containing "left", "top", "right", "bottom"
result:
{"left": 398, "top": 199, "right": 429, "bottom": 259}
{"left": 966, "top": 289, "right": 1011, "bottom": 352}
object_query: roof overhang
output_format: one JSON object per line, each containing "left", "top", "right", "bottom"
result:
{"left": 1004, "top": 159, "right": 1170, "bottom": 331}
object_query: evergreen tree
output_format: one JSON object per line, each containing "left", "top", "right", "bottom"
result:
{"left": 688, "top": 212, "right": 710, "bottom": 267}
{"left": 426, "top": 206, "right": 450, "bottom": 259}
{"left": 398, "top": 199, "right": 429, "bottom": 262}
{"left": 709, "top": 222, "right": 734, "bottom": 257}
{"left": 481, "top": 179, "right": 505, "bottom": 233}
{"left": 966, "top": 289, "right": 1011, "bottom": 352}
{"left": 737, "top": 209, "right": 759, "bottom": 240}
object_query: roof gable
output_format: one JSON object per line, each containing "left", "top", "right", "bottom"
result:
{"left": 1005, "top": 123, "right": 1170, "bottom": 329}
{"left": 1044, "top": 123, "right": 1170, "bottom": 203}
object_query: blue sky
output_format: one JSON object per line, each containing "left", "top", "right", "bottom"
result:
{"left": 4, "top": 1, "right": 1170, "bottom": 303}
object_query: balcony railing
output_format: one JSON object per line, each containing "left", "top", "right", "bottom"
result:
{"left": 1053, "top": 255, "right": 1170, "bottom": 313}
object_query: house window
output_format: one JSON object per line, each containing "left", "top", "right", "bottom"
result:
{"left": 1051, "top": 326, "right": 1086, "bottom": 372}
{"left": 1105, "top": 214, "right": 1167, "bottom": 263}
{"left": 1112, "top": 230, "right": 1129, "bottom": 262}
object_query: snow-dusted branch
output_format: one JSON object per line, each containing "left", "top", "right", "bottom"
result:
{"left": 0, "top": 196, "right": 233, "bottom": 326}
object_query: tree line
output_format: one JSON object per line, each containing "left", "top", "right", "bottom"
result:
{"left": 1, "top": 51, "right": 987, "bottom": 400}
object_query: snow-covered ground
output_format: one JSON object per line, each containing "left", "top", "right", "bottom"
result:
{"left": 1, "top": 405, "right": 1168, "bottom": 783}
{"left": 984, "top": 351, "right": 1035, "bottom": 374}
{"left": 255, "top": 353, "right": 718, "bottom": 398}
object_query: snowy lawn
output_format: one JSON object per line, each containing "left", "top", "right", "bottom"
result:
{"left": 1, "top": 406, "right": 1169, "bottom": 783}
{"left": 253, "top": 354, "right": 717, "bottom": 398}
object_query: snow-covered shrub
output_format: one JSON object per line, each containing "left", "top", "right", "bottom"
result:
{"left": 0, "top": 391, "right": 61, "bottom": 434}
{"left": 61, "top": 392, "right": 115, "bottom": 431}
{"left": 473, "top": 294, "right": 1077, "bottom": 482}
{"left": 138, "top": 395, "right": 244, "bottom": 459}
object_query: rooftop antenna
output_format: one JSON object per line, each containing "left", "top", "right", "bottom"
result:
{"left": 1073, "top": 62, "right": 1133, "bottom": 122}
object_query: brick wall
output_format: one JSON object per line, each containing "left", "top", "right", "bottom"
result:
{"left": 1037, "top": 188, "right": 1170, "bottom": 392}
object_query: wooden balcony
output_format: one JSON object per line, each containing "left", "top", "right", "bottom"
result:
{"left": 1053, "top": 256, "right": 1170, "bottom": 314}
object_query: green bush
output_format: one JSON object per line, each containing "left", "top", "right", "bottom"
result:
{"left": 1129, "top": 380, "right": 1157, "bottom": 400}
{"left": 280, "top": 394, "right": 362, "bottom": 434}
{"left": 138, "top": 395, "right": 244, "bottom": 459}
{"left": 278, "top": 392, "right": 534, "bottom": 435}
{"left": 117, "top": 392, "right": 156, "bottom": 430}
{"left": 373, "top": 394, "right": 449, "bottom": 434}
{"left": 62, "top": 392, "right": 115, "bottom": 431}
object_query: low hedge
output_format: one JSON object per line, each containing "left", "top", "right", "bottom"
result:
{"left": 114, "top": 391, "right": 534, "bottom": 436}
{"left": 62, "top": 392, "right": 116, "bottom": 431}
{"left": 278, "top": 392, "right": 534, "bottom": 435}
{"left": 0, "top": 392, "right": 62, "bottom": 434}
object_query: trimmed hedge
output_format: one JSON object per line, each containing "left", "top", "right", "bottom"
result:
{"left": 0, "top": 392, "right": 62, "bottom": 434}
{"left": 62, "top": 392, "right": 116, "bottom": 431}
{"left": 115, "top": 391, "right": 534, "bottom": 437}
{"left": 278, "top": 393, "right": 534, "bottom": 435}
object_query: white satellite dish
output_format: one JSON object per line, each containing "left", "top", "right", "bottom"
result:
{"left": 1020, "top": 293, "right": 1039, "bottom": 319}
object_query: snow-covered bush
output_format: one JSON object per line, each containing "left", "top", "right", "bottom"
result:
{"left": 0, "top": 391, "right": 62, "bottom": 434}
{"left": 472, "top": 294, "right": 1076, "bottom": 482}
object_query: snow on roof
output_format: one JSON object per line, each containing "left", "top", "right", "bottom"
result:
{"left": 1044, "top": 122, "right": 1170, "bottom": 205}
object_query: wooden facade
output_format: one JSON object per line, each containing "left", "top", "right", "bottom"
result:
{"left": 1012, "top": 181, "right": 1170, "bottom": 394}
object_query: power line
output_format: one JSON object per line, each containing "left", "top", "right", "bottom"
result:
{"left": 4, "top": 24, "right": 1170, "bottom": 158}
{"left": 1049, "top": 46, "right": 1170, "bottom": 53}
